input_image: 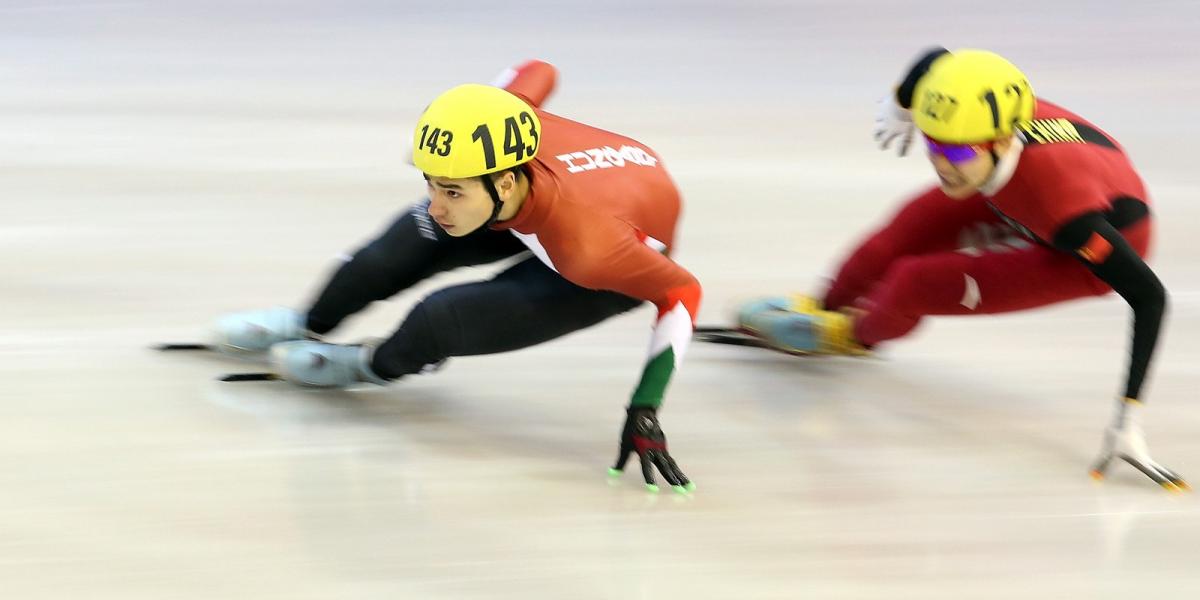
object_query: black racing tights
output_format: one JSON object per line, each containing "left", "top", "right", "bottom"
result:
{"left": 304, "top": 200, "right": 643, "bottom": 380}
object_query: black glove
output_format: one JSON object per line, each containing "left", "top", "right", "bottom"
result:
{"left": 610, "top": 407, "right": 694, "bottom": 494}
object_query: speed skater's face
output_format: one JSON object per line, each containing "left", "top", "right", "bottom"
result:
{"left": 424, "top": 171, "right": 523, "bottom": 237}
{"left": 924, "top": 135, "right": 1014, "bottom": 199}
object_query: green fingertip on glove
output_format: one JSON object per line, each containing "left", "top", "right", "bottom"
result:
{"left": 607, "top": 469, "right": 695, "bottom": 495}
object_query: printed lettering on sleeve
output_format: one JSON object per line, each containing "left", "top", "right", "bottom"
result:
{"left": 555, "top": 145, "right": 659, "bottom": 174}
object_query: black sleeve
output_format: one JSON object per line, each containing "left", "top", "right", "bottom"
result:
{"left": 1052, "top": 212, "right": 1166, "bottom": 400}
{"left": 895, "top": 47, "right": 950, "bottom": 109}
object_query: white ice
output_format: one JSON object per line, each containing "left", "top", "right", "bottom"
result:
{"left": 3, "top": 1, "right": 1200, "bottom": 598}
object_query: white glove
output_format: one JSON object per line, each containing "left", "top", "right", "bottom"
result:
{"left": 213, "top": 307, "right": 309, "bottom": 355}
{"left": 1091, "top": 400, "right": 1188, "bottom": 491}
{"left": 874, "top": 95, "right": 915, "bottom": 156}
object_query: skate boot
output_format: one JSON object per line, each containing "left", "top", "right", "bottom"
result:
{"left": 737, "top": 294, "right": 869, "bottom": 356}
{"left": 213, "top": 307, "right": 309, "bottom": 356}
{"left": 270, "top": 340, "right": 390, "bottom": 388}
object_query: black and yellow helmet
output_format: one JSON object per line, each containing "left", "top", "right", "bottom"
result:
{"left": 913, "top": 49, "right": 1036, "bottom": 143}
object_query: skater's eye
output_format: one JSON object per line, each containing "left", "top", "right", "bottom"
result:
{"left": 445, "top": 190, "right": 461, "bottom": 199}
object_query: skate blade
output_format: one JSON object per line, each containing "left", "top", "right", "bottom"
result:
{"left": 154, "top": 343, "right": 215, "bottom": 351}
{"left": 693, "top": 326, "right": 813, "bottom": 356}
{"left": 219, "top": 372, "right": 281, "bottom": 382}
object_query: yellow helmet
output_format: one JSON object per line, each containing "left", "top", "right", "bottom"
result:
{"left": 412, "top": 84, "right": 541, "bottom": 179}
{"left": 912, "top": 49, "right": 1035, "bottom": 144}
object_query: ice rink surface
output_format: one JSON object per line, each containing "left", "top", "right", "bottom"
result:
{"left": 4, "top": 1, "right": 1200, "bottom": 598}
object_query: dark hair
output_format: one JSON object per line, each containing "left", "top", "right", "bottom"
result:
{"left": 484, "top": 164, "right": 527, "bottom": 184}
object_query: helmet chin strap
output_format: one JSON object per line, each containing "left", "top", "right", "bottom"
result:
{"left": 977, "top": 137, "right": 1024, "bottom": 197}
{"left": 480, "top": 174, "right": 505, "bottom": 229}
{"left": 476, "top": 166, "right": 528, "bottom": 232}
{"left": 985, "top": 148, "right": 1001, "bottom": 185}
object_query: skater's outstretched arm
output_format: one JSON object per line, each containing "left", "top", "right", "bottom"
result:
{"left": 566, "top": 220, "right": 701, "bottom": 493}
{"left": 1053, "top": 210, "right": 1186, "bottom": 490}
{"left": 874, "top": 46, "right": 948, "bottom": 157}
{"left": 491, "top": 59, "right": 558, "bottom": 108}
{"left": 1052, "top": 210, "right": 1163, "bottom": 402}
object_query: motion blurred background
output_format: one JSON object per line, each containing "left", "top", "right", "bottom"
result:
{"left": 3, "top": 1, "right": 1199, "bottom": 598}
